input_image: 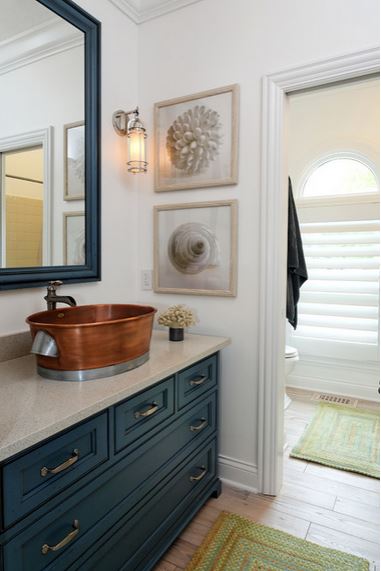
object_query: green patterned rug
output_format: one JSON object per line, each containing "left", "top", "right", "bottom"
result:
{"left": 186, "top": 512, "right": 369, "bottom": 570}
{"left": 290, "top": 403, "right": 379, "bottom": 478}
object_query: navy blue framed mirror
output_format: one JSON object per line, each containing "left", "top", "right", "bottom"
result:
{"left": 0, "top": 0, "right": 101, "bottom": 290}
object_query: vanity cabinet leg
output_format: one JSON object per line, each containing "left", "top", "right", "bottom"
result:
{"left": 211, "top": 479, "right": 222, "bottom": 498}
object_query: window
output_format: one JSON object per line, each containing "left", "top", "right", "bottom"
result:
{"left": 291, "top": 156, "right": 380, "bottom": 363}
{"left": 302, "top": 157, "right": 378, "bottom": 198}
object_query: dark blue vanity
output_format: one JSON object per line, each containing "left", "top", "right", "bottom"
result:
{"left": 0, "top": 352, "right": 221, "bottom": 570}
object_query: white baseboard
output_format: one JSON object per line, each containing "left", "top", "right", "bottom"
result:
{"left": 287, "top": 356, "right": 379, "bottom": 401}
{"left": 218, "top": 454, "right": 259, "bottom": 493}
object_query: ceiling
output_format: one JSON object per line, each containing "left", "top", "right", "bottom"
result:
{"left": 109, "top": 0, "right": 206, "bottom": 24}
{"left": 0, "top": 0, "right": 55, "bottom": 42}
{"left": 0, "top": 0, "right": 206, "bottom": 42}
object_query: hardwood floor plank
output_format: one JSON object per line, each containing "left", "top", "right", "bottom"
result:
{"left": 253, "top": 492, "right": 379, "bottom": 543}
{"left": 153, "top": 561, "right": 178, "bottom": 571}
{"left": 204, "top": 494, "right": 310, "bottom": 539}
{"left": 283, "top": 465, "right": 380, "bottom": 507}
{"left": 163, "top": 538, "right": 196, "bottom": 568}
{"left": 278, "top": 481, "right": 336, "bottom": 509}
{"left": 283, "top": 455, "right": 308, "bottom": 472}
{"left": 334, "top": 496, "right": 380, "bottom": 525}
{"left": 305, "top": 461, "right": 380, "bottom": 492}
{"left": 306, "top": 523, "right": 379, "bottom": 565}
{"left": 179, "top": 518, "right": 212, "bottom": 547}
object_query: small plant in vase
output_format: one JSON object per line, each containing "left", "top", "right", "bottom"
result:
{"left": 158, "top": 305, "right": 198, "bottom": 342}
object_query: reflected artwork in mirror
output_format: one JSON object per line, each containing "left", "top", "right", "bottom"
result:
{"left": 0, "top": 0, "right": 100, "bottom": 289}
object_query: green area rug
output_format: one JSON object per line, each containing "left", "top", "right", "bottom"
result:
{"left": 186, "top": 512, "right": 369, "bottom": 570}
{"left": 290, "top": 403, "right": 379, "bottom": 478}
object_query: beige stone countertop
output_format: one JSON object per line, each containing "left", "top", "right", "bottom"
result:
{"left": 0, "top": 331, "right": 230, "bottom": 463}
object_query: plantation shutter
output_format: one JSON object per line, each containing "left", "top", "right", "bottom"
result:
{"left": 292, "top": 219, "right": 380, "bottom": 355}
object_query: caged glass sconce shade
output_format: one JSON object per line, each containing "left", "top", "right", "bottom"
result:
{"left": 112, "top": 107, "right": 148, "bottom": 173}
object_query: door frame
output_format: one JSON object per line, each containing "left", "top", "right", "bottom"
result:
{"left": 257, "top": 47, "right": 380, "bottom": 495}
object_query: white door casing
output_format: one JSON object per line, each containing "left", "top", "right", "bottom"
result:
{"left": 257, "top": 47, "right": 380, "bottom": 495}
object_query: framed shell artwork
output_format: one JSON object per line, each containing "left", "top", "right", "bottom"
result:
{"left": 154, "top": 85, "right": 239, "bottom": 192}
{"left": 153, "top": 200, "right": 238, "bottom": 296}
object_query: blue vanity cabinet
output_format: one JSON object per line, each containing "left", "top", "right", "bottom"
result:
{"left": 0, "top": 352, "right": 221, "bottom": 571}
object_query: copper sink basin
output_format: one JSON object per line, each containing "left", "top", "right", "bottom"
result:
{"left": 27, "top": 304, "right": 157, "bottom": 381}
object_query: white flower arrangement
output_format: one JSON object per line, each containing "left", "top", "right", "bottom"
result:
{"left": 158, "top": 304, "right": 198, "bottom": 329}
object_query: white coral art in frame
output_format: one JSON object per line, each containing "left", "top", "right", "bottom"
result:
{"left": 155, "top": 84, "right": 239, "bottom": 192}
{"left": 166, "top": 106, "right": 222, "bottom": 175}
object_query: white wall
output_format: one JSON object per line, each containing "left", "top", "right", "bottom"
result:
{"left": 136, "top": 0, "right": 379, "bottom": 488}
{"left": 0, "top": 0, "right": 139, "bottom": 334}
{"left": 288, "top": 76, "right": 380, "bottom": 193}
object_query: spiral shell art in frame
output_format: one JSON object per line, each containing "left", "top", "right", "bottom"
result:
{"left": 166, "top": 105, "right": 222, "bottom": 175}
{"left": 168, "top": 222, "right": 220, "bottom": 275}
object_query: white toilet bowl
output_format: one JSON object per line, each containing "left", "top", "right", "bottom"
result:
{"left": 285, "top": 345, "right": 299, "bottom": 377}
{"left": 284, "top": 345, "right": 299, "bottom": 412}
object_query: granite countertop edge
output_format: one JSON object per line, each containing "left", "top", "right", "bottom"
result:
{"left": 0, "top": 332, "right": 231, "bottom": 463}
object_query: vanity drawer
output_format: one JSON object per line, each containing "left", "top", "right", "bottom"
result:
{"left": 3, "top": 430, "right": 216, "bottom": 571}
{"left": 77, "top": 439, "right": 217, "bottom": 571}
{"left": 2, "top": 413, "right": 108, "bottom": 527}
{"left": 114, "top": 376, "right": 175, "bottom": 453}
{"left": 177, "top": 354, "right": 217, "bottom": 409}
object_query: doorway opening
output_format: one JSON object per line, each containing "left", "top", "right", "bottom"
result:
{"left": 257, "top": 48, "right": 379, "bottom": 497}
{"left": 286, "top": 76, "right": 379, "bottom": 402}
{"left": 1, "top": 146, "right": 44, "bottom": 267}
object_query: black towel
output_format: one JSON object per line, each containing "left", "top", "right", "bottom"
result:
{"left": 287, "top": 177, "right": 308, "bottom": 329}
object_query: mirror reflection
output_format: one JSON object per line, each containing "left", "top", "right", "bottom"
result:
{"left": 0, "top": 0, "right": 85, "bottom": 268}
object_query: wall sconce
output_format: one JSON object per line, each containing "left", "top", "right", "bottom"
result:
{"left": 112, "top": 107, "right": 148, "bottom": 173}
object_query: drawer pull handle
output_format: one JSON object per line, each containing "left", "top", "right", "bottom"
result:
{"left": 189, "top": 375, "right": 208, "bottom": 387}
{"left": 41, "top": 519, "right": 80, "bottom": 555}
{"left": 134, "top": 402, "right": 159, "bottom": 419}
{"left": 190, "top": 418, "right": 208, "bottom": 432}
{"left": 190, "top": 466, "right": 207, "bottom": 482}
{"left": 40, "top": 449, "right": 80, "bottom": 477}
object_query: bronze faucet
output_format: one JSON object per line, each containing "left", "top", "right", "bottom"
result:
{"left": 44, "top": 281, "right": 77, "bottom": 311}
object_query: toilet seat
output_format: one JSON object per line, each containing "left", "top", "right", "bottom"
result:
{"left": 285, "top": 345, "right": 298, "bottom": 359}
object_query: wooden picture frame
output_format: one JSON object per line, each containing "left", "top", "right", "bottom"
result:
{"left": 63, "top": 211, "right": 85, "bottom": 265}
{"left": 154, "top": 84, "right": 239, "bottom": 192}
{"left": 154, "top": 200, "right": 238, "bottom": 296}
{"left": 64, "top": 121, "right": 85, "bottom": 201}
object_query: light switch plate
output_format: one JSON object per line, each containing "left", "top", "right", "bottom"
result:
{"left": 141, "top": 270, "right": 153, "bottom": 290}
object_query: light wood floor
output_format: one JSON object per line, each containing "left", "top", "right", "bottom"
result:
{"left": 155, "top": 388, "right": 380, "bottom": 571}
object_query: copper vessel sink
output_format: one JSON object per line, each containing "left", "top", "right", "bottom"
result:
{"left": 27, "top": 304, "right": 157, "bottom": 381}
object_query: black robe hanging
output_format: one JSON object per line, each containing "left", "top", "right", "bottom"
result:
{"left": 287, "top": 177, "right": 308, "bottom": 329}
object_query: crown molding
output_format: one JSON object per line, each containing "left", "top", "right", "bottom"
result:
{"left": 108, "top": 0, "right": 141, "bottom": 23}
{"left": 0, "top": 19, "right": 83, "bottom": 76}
{"left": 108, "top": 0, "right": 205, "bottom": 24}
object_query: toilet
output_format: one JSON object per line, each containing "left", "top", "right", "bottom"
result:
{"left": 284, "top": 345, "right": 299, "bottom": 411}
{"left": 285, "top": 345, "right": 299, "bottom": 376}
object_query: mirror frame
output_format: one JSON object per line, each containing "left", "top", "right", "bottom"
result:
{"left": 0, "top": 0, "right": 101, "bottom": 290}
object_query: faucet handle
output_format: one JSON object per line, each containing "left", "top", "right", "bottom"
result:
{"left": 47, "top": 280, "right": 63, "bottom": 291}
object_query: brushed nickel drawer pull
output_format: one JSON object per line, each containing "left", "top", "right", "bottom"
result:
{"left": 134, "top": 402, "right": 159, "bottom": 419}
{"left": 41, "top": 519, "right": 80, "bottom": 554}
{"left": 189, "top": 375, "right": 208, "bottom": 387}
{"left": 40, "top": 449, "right": 80, "bottom": 477}
{"left": 190, "top": 418, "right": 207, "bottom": 432}
{"left": 190, "top": 466, "right": 207, "bottom": 482}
